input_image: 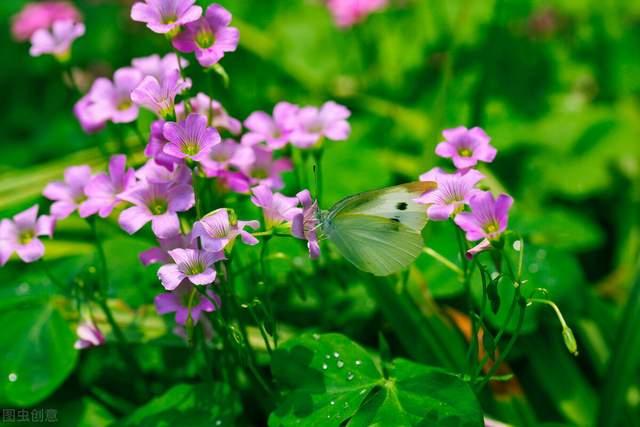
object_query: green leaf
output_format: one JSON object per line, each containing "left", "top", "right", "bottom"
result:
{"left": 269, "top": 333, "right": 482, "bottom": 426}
{"left": 0, "top": 302, "right": 77, "bottom": 406}
{"left": 120, "top": 383, "right": 240, "bottom": 427}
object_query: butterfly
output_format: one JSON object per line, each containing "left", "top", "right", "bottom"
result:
{"left": 319, "top": 181, "right": 436, "bottom": 276}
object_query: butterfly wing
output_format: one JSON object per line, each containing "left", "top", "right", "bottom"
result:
{"left": 326, "top": 213, "right": 425, "bottom": 276}
{"left": 326, "top": 181, "right": 435, "bottom": 232}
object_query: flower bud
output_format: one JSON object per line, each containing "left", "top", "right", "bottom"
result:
{"left": 562, "top": 327, "right": 579, "bottom": 356}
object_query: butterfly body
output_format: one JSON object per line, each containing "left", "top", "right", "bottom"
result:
{"left": 320, "top": 182, "right": 435, "bottom": 276}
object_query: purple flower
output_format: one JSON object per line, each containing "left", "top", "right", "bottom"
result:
{"left": 43, "top": 165, "right": 92, "bottom": 219}
{"left": 241, "top": 102, "right": 299, "bottom": 149}
{"left": 157, "top": 248, "right": 222, "bottom": 290}
{"left": 118, "top": 182, "right": 194, "bottom": 238}
{"left": 136, "top": 159, "right": 192, "bottom": 185}
{"left": 251, "top": 185, "right": 301, "bottom": 229}
{"left": 215, "top": 171, "right": 252, "bottom": 194}
{"left": 11, "top": 1, "right": 81, "bottom": 41}
{"left": 292, "top": 190, "right": 320, "bottom": 259}
{"left": 176, "top": 93, "right": 242, "bottom": 135}
{"left": 240, "top": 146, "right": 292, "bottom": 190}
{"left": 140, "top": 232, "right": 195, "bottom": 266}
{"left": 162, "top": 113, "right": 221, "bottom": 161}
{"left": 454, "top": 191, "right": 513, "bottom": 257}
{"left": 290, "top": 101, "right": 351, "bottom": 148}
{"left": 327, "top": 0, "right": 388, "bottom": 27}
{"left": 172, "top": 4, "right": 239, "bottom": 68}
{"left": 29, "top": 19, "right": 84, "bottom": 60}
{"left": 192, "top": 208, "right": 259, "bottom": 252}
{"left": 78, "top": 155, "right": 136, "bottom": 218}
{"left": 0, "top": 205, "right": 55, "bottom": 266}
{"left": 200, "top": 138, "right": 254, "bottom": 177}
{"left": 131, "top": 0, "right": 202, "bottom": 35}
{"left": 74, "top": 90, "right": 107, "bottom": 134}
{"left": 74, "top": 321, "right": 105, "bottom": 349}
{"left": 131, "top": 70, "right": 191, "bottom": 119}
{"left": 414, "top": 168, "right": 484, "bottom": 221}
{"left": 144, "top": 120, "right": 183, "bottom": 170}
{"left": 155, "top": 281, "right": 220, "bottom": 324}
{"left": 84, "top": 67, "right": 144, "bottom": 124}
{"left": 435, "top": 126, "right": 497, "bottom": 170}
{"left": 131, "top": 52, "right": 188, "bottom": 83}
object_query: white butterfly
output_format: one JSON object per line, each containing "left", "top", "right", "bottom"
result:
{"left": 320, "top": 182, "right": 436, "bottom": 276}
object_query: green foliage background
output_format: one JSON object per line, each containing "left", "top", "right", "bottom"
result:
{"left": 1, "top": 0, "right": 639, "bottom": 426}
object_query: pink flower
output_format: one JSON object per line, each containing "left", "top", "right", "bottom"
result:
{"left": 29, "top": 19, "right": 84, "bottom": 60}
{"left": 135, "top": 159, "right": 192, "bottom": 185}
{"left": 83, "top": 67, "right": 144, "bottom": 124}
{"left": 241, "top": 102, "right": 299, "bottom": 149}
{"left": 11, "top": 1, "right": 81, "bottom": 41}
{"left": 251, "top": 185, "right": 301, "bottom": 229}
{"left": 327, "top": 0, "right": 388, "bottom": 28}
{"left": 130, "top": 69, "right": 191, "bottom": 118}
{"left": 74, "top": 321, "right": 105, "bottom": 349}
{"left": 157, "top": 248, "right": 222, "bottom": 290}
{"left": 155, "top": 281, "right": 220, "bottom": 324}
{"left": 454, "top": 192, "right": 513, "bottom": 259}
{"left": 199, "top": 139, "right": 254, "bottom": 178}
{"left": 240, "top": 146, "right": 292, "bottom": 190}
{"left": 43, "top": 165, "right": 92, "bottom": 219}
{"left": 192, "top": 208, "right": 259, "bottom": 252}
{"left": 144, "top": 120, "right": 183, "bottom": 170}
{"left": 0, "top": 205, "right": 55, "bottom": 266}
{"left": 79, "top": 155, "right": 136, "bottom": 218}
{"left": 74, "top": 91, "right": 107, "bottom": 134}
{"left": 118, "top": 181, "right": 194, "bottom": 238}
{"left": 172, "top": 4, "right": 239, "bottom": 67}
{"left": 140, "top": 232, "right": 195, "bottom": 266}
{"left": 292, "top": 190, "right": 320, "bottom": 259}
{"left": 162, "top": 113, "right": 221, "bottom": 161}
{"left": 414, "top": 168, "right": 484, "bottom": 220}
{"left": 131, "top": 0, "right": 202, "bottom": 35}
{"left": 176, "top": 93, "right": 242, "bottom": 135}
{"left": 290, "top": 101, "right": 351, "bottom": 148}
{"left": 131, "top": 53, "right": 189, "bottom": 83}
{"left": 435, "top": 126, "right": 497, "bottom": 170}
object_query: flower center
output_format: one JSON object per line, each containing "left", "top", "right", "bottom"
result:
{"left": 163, "top": 15, "right": 177, "bottom": 25}
{"left": 485, "top": 222, "right": 499, "bottom": 235}
{"left": 117, "top": 99, "right": 132, "bottom": 111}
{"left": 458, "top": 148, "right": 473, "bottom": 157}
{"left": 182, "top": 140, "right": 199, "bottom": 156}
{"left": 149, "top": 198, "right": 168, "bottom": 215}
{"left": 183, "top": 260, "right": 205, "bottom": 275}
{"left": 19, "top": 230, "right": 34, "bottom": 245}
{"left": 196, "top": 29, "right": 215, "bottom": 49}
{"left": 252, "top": 168, "right": 269, "bottom": 179}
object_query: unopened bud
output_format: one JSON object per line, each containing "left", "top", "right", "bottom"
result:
{"left": 562, "top": 327, "right": 578, "bottom": 356}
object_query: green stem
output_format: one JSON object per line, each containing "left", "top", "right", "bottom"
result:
{"left": 475, "top": 292, "right": 525, "bottom": 391}
{"left": 422, "top": 247, "right": 463, "bottom": 275}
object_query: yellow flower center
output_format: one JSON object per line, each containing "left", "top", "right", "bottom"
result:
{"left": 117, "top": 100, "right": 132, "bottom": 111}
{"left": 19, "top": 230, "right": 34, "bottom": 245}
{"left": 196, "top": 30, "right": 215, "bottom": 49}
{"left": 458, "top": 148, "right": 472, "bottom": 157}
{"left": 149, "top": 199, "right": 168, "bottom": 215}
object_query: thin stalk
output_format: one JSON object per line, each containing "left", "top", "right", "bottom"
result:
{"left": 423, "top": 247, "right": 463, "bottom": 275}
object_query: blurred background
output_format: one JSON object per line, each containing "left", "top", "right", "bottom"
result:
{"left": 1, "top": 0, "right": 639, "bottom": 426}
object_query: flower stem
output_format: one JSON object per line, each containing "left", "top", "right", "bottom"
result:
{"left": 422, "top": 247, "right": 463, "bottom": 275}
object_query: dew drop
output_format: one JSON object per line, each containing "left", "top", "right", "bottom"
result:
{"left": 215, "top": 420, "right": 222, "bottom": 426}
{"left": 8, "top": 373, "right": 17, "bottom": 382}
{"left": 312, "top": 333, "right": 320, "bottom": 340}
{"left": 360, "top": 389, "right": 367, "bottom": 395}
{"left": 322, "top": 363, "right": 328, "bottom": 370}
{"left": 337, "top": 360, "right": 345, "bottom": 368}
{"left": 325, "top": 354, "right": 331, "bottom": 360}
{"left": 512, "top": 240, "right": 522, "bottom": 252}
{"left": 16, "top": 283, "right": 29, "bottom": 295}
{"left": 355, "top": 360, "right": 362, "bottom": 366}
{"left": 347, "top": 372, "right": 354, "bottom": 381}
{"left": 330, "top": 400, "right": 335, "bottom": 406}
{"left": 333, "top": 352, "right": 340, "bottom": 358}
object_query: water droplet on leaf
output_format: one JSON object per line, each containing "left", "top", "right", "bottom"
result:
{"left": 8, "top": 373, "right": 17, "bottom": 382}
{"left": 337, "top": 360, "right": 344, "bottom": 368}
